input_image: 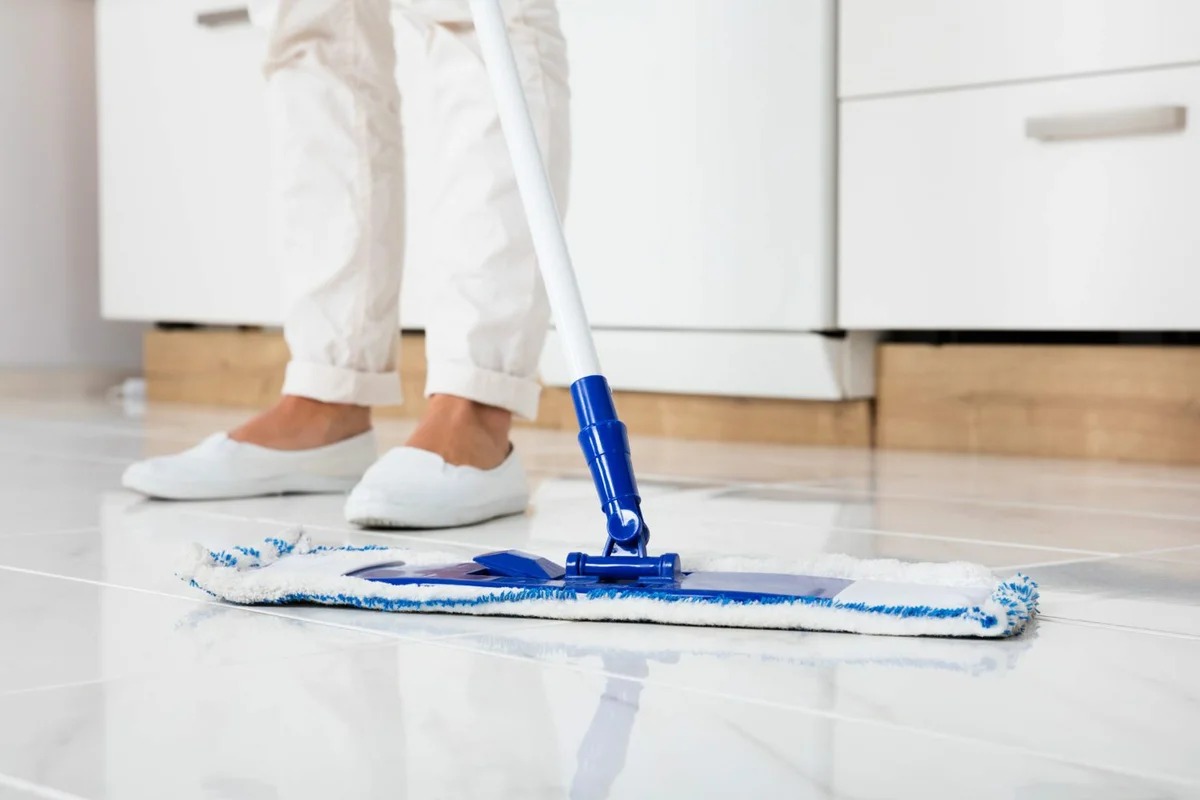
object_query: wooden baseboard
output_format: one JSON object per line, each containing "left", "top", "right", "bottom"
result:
{"left": 143, "top": 330, "right": 1200, "bottom": 462}
{"left": 143, "top": 328, "right": 872, "bottom": 447}
{"left": 876, "top": 342, "right": 1200, "bottom": 464}
{"left": 145, "top": 329, "right": 288, "bottom": 409}
{"left": 536, "top": 387, "right": 871, "bottom": 446}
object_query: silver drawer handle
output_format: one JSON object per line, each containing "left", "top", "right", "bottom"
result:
{"left": 1026, "top": 105, "right": 1186, "bottom": 142}
{"left": 196, "top": 7, "right": 251, "bottom": 27}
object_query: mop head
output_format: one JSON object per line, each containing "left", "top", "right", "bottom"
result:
{"left": 179, "top": 533, "right": 1038, "bottom": 638}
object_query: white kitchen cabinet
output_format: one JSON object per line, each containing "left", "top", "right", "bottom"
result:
{"left": 840, "top": 0, "right": 1200, "bottom": 98}
{"left": 100, "top": 1, "right": 863, "bottom": 400}
{"left": 839, "top": 4, "right": 1200, "bottom": 332}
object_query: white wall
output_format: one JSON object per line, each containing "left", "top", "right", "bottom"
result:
{"left": 0, "top": 0, "right": 142, "bottom": 368}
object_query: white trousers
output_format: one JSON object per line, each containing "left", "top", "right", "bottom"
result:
{"left": 264, "top": 0, "right": 569, "bottom": 419}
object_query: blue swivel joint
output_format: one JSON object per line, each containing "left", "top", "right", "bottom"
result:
{"left": 570, "top": 375, "right": 648, "bottom": 555}
{"left": 565, "top": 376, "right": 681, "bottom": 583}
{"left": 564, "top": 376, "right": 681, "bottom": 582}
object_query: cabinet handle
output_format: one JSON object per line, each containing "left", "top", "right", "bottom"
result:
{"left": 196, "top": 7, "right": 251, "bottom": 27}
{"left": 1026, "top": 105, "right": 1186, "bottom": 142}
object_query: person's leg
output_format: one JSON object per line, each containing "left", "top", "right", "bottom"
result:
{"left": 401, "top": 0, "right": 571, "bottom": 467}
{"left": 121, "top": 0, "right": 403, "bottom": 500}
{"left": 341, "top": 0, "right": 569, "bottom": 526}
{"left": 231, "top": 0, "right": 405, "bottom": 451}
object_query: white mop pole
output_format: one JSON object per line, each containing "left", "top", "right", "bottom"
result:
{"left": 468, "top": 0, "right": 602, "bottom": 382}
{"left": 471, "top": 0, "right": 654, "bottom": 560}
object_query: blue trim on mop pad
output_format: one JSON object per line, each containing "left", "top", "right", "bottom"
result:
{"left": 179, "top": 533, "right": 1038, "bottom": 638}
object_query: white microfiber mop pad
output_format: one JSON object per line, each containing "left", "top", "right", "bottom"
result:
{"left": 179, "top": 532, "right": 1038, "bottom": 638}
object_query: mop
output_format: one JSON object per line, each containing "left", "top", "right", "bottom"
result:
{"left": 180, "top": 0, "right": 1038, "bottom": 638}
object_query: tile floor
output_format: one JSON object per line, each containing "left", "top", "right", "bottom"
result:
{"left": 1, "top": 389, "right": 1198, "bottom": 799}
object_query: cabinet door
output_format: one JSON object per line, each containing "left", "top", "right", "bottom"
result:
{"left": 840, "top": 67, "right": 1200, "bottom": 330}
{"left": 98, "top": 0, "right": 278, "bottom": 325}
{"left": 100, "top": 1, "right": 834, "bottom": 334}
{"left": 557, "top": 0, "right": 835, "bottom": 331}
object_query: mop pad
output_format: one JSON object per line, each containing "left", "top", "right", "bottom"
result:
{"left": 179, "top": 532, "right": 1038, "bottom": 638}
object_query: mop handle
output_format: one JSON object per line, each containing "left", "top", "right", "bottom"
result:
{"left": 469, "top": 0, "right": 599, "bottom": 381}
{"left": 470, "top": 0, "right": 651, "bottom": 557}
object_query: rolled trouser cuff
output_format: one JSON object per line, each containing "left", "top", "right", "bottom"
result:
{"left": 424, "top": 360, "right": 541, "bottom": 420}
{"left": 283, "top": 361, "right": 402, "bottom": 406}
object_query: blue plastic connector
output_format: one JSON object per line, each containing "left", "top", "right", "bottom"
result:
{"left": 566, "top": 375, "right": 680, "bottom": 582}
{"left": 570, "top": 375, "right": 649, "bottom": 555}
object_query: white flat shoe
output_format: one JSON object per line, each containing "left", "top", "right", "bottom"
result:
{"left": 122, "top": 431, "right": 377, "bottom": 500}
{"left": 344, "top": 446, "right": 529, "bottom": 529}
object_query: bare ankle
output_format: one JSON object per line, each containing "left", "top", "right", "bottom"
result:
{"left": 429, "top": 394, "right": 510, "bottom": 438}
{"left": 405, "top": 394, "right": 512, "bottom": 468}
{"left": 229, "top": 395, "right": 372, "bottom": 450}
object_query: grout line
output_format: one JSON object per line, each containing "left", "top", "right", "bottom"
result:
{"left": 425, "top": 618, "right": 574, "bottom": 642}
{"left": 1126, "top": 543, "right": 1200, "bottom": 561}
{"left": 1039, "top": 473, "right": 1200, "bottom": 492}
{"left": 1038, "top": 616, "right": 1200, "bottom": 642}
{"left": 184, "top": 509, "right": 500, "bottom": 552}
{"left": 0, "top": 446, "right": 134, "bottom": 466}
{"left": 566, "top": 466, "right": 1200, "bottom": 525}
{"left": 993, "top": 554, "right": 1116, "bottom": 571}
{"left": 0, "top": 637, "right": 409, "bottom": 704}
{"left": 188, "top": 504, "right": 1117, "bottom": 561}
{"left": 0, "top": 526, "right": 100, "bottom": 540}
{"left": 0, "top": 561, "right": 573, "bottom": 661}
{"left": 0, "top": 772, "right": 91, "bottom": 800}
{"left": 0, "top": 563, "right": 417, "bottom": 644}
{"left": 243, "top": 607, "right": 574, "bottom": 646}
{"left": 735, "top": 479, "right": 1200, "bottom": 525}
{"left": 0, "top": 676, "right": 127, "bottom": 699}
{"left": 0, "top": 410, "right": 210, "bottom": 439}
{"left": 1000, "top": 542, "right": 1200, "bottom": 571}
{"left": 1110, "top": 542, "right": 1200, "bottom": 559}
{"left": 739, "top": 517, "right": 1116, "bottom": 556}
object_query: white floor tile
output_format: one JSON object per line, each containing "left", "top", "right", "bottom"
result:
{"left": 0, "top": 391, "right": 1197, "bottom": 798}
{"left": 0, "top": 638, "right": 1191, "bottom": 800}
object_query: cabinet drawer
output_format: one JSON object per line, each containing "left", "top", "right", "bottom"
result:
{"left": 840, "top": 0, "right": 1200, "bottom": 98}
{"left": 839, "top": 66, "right": 1200, "bottom": 330}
